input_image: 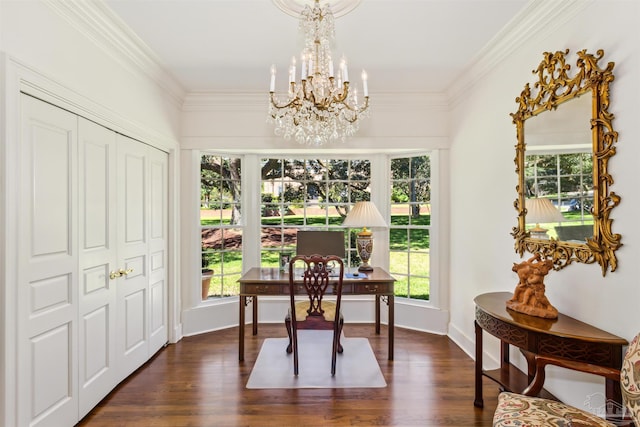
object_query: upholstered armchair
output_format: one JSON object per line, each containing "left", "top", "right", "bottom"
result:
{"left": 493, "top": 332, "right": 640, "bottom": 426}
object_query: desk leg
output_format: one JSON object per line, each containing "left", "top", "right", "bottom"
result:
{"left": 375, "top": 295, "right": 381, "bottom": 334}
{"left": 252, "top": 296, "right": 258, "bottom": 336}
{"left": 388, "top": 295, "right": 394, "bottom": 361}
{"left": 474, "top": 320, "right": 484, "bottom": 408}
{"left": 239, "top": 295, "right": 246, "bottom": 362}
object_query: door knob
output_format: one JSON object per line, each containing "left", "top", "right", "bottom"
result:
{"left": 110, "top": 268, "right": 134, "bottom": 280}
{"left": 119, "top": 268, "right": 134, "bottom": 276}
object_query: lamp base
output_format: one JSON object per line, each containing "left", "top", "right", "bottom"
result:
{"left": 355, "top": 232, "right": 374, "bottom": 273}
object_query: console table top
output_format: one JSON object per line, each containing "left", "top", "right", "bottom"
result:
{"left": 475, "top": 292, "right": 627, "bottom": 345}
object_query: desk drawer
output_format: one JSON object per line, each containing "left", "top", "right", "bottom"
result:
{"left": 352, "top": 282, "right": 393, "bottom": 294}
{"left": 242, "top": 284, "right": 287, "bottom": 295}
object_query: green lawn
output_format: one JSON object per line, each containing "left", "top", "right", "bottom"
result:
{"left": 202, "top": 210, "right": 431, "bottom": 300}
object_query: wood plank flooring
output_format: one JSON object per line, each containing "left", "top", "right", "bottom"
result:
{"left": 77, "top": 324, "right": 500, "bottom": 426}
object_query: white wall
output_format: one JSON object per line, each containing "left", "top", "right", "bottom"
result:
{"left": 448, "top": 0, "right": 640, "bottom": 411}
{"left": 0, "top": 1, "right": 182, "bottom": 147}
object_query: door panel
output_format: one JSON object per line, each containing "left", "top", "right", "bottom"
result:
{"left": 20, "top": 95, "right": 78, "bottom": 427}
{"left": 116, "top": 135, "right": 150, "bottom": 379}
{"left": 78, "top": 118, "right": 117, "bottom": 418}
{"left": 148, "top": 150, "right": 168, "bottom": 353}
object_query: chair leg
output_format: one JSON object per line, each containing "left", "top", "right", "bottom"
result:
{"left": 337, "top": 318, "right": 344, "bottom": 354}
{"left": 285, "top": 317, "right": 292, "bottom": 354}
{"left": 292, "top": 326, "right": 299, "bottom": 376}
{"left": 331, "top": 329, "right": 339, "bottom": 376}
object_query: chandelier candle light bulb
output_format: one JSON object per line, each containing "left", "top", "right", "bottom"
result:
{"left": 362, "top": 70, "right": 368, "bottom": 96}
{"left": 268, "top": 0, "right": 370, "bottom": 146}
{"left": 270, "top": 65, "right": 276, "bottom": 92}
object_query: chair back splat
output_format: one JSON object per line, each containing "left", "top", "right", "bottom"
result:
{"left": 285, "top": 255, "right": 345, "bottom": 376}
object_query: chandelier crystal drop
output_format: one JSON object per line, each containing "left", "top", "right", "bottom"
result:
{"left": 268, "top": 0, "right": 370, "bottom": 146}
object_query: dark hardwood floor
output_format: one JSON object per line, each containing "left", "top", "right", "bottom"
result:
{"left": 77, "top": 324, "right": 500, "bottom": 426}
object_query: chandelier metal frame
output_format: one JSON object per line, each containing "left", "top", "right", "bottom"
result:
{"left": 268, "top": 0, "right": 369, "bottom": 146}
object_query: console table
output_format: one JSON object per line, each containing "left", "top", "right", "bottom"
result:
{"left": 474, "top": 292, "right": 628, "bottom": 408}
{"left": 238, "top": 267, "right": 396, "bottom": 362}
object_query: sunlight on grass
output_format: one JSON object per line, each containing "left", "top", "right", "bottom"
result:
{"left": 202, "top": 211, "right": 431, "bottom": 300}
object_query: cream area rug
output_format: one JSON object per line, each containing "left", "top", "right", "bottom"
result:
{"left": 246, "top": 330, "right": 387, "bottom": 389}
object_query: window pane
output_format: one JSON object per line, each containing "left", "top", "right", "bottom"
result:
{"left": 390, "top": 155, "right": 431, "bottom": 300}
{"left": 409, "top": 251, "right": 430, "bottom": 277}
{"left": 410, "top": 277, "right": 430, "bottom": 300}
{"left": 201, "top": 155, "right": 242, "bottom": 300}
{"left": 409, "top": 228, "right": 430, "bottom": 249}
{"left": 260, "top": 158, "right": 372, "bottom": 266}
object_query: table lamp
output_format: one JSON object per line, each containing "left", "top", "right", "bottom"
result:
{"left": 342, "top": 201, "right": 387, "bottom": 271}
{"left": 526, "top": 198, "right": 565, "bottom": 239}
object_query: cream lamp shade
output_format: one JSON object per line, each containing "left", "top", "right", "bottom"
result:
{"left": 342, "top": 201, "right": 387, "bottom": 271}
{"left": 526, "top": 198, "right": 565, "bottom": 239}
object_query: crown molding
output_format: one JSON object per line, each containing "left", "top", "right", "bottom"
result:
{"left": 6, "top": 54, "right": 178, "bottom": 151}
{"left": 42, "top": 0, "right": 185, "bottom": 107}
{"left": 446, "top": 0, "right": 593, "bottom": 108}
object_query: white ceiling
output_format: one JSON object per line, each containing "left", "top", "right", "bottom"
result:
{"left": 103, "top": 0, "right": 530, "bottom": 96}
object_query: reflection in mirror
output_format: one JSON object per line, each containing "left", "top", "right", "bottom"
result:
{"left": 524, "top": 92, "right": 593, "bottom": 243}
{"left": 511, "top": 49, "right": 621, "bottom": 275}
{"left": 524, "top": 150, "right": 593, "bottom": 243}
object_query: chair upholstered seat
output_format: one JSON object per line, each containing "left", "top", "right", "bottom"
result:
{"left": 292, "top": 300, "right": 337, "bottom": 322}
{"left": 493, "top": 392, "right": 614, "bottom": 427}
{"left": 493, "top": 331, "right": 640, "bottom": 427}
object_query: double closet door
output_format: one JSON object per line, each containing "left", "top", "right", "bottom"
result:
{"left": 19, "top": 94, "right": 168, "bottom": 426}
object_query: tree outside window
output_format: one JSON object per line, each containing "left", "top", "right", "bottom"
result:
{"left": 201, "top": 155, "right": 242, "bottom": 299}
{"left": 390, "top": 155, "right": 431, "bottom": 301}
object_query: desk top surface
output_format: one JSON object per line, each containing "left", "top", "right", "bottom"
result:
{"left": 239, "top": 267, "right": 395, "bottom": 284}
{"left": 475, "top": 292, "right": 628, "bottom": 345}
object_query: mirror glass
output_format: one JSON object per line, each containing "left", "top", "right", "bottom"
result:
{"left": 524, "top": 94, "right": 593, "bottom": 243}
{"left": 512, "top": 49, "right": 621, "bottom": 275}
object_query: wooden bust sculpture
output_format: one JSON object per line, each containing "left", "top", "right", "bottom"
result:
{"left": 507, "top": 254, "right": 558, "bottom": 319}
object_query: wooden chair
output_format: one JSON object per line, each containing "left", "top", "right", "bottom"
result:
{"left": 493, "top": 331, "right": 640, "bottom": 426}
{"left": 285, "top": 254, "right": 344, "bottom": 376}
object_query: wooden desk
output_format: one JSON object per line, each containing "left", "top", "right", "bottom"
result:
{"left": 474, "top": 292, "right": 628, "bottom": 408}
{"left": 238, "top": 267, "right": 396, "bottom": 362}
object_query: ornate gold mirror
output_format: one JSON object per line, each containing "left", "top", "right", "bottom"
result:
{"left": 511, "top": 49, "right": 621, "bottom": 275}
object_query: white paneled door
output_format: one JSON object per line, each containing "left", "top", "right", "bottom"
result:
{"left": 147, "top": 147, "right": 169, "bottom": 354}
{"left": 115, "top": 135, "right": 168, "bottom": 380}
{"left": 19, "top": 94, "right": 168, "bottom": 426}
{"left": 19, "top": 94, "right": 79, "bottom": 427}
{"left": 78, "top": 118, "right": 118, "bottom": 418}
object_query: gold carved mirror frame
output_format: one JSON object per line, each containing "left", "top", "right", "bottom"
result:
{"left": 511, "top": 49, "right": 621, "bottom": 275}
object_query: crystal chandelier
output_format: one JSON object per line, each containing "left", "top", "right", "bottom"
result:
{"left": 268, "top": 0, "right": 370, "bottom": 146}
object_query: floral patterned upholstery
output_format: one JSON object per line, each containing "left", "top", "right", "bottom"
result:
{"left": 493, "top": 392, "right": 614, "bottom": 427}
{"left": 493, "top": 331, "right": 640, "bottom": 427}
{"left": 621, "top": 332, "right": 640, "bottom": 424}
